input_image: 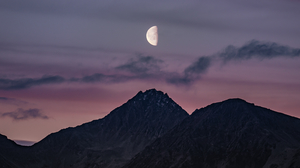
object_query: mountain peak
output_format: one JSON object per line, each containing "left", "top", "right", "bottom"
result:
{"left": 193, "top": 98, "right": 253, "bottom": 115}
{"left": 135, "top": 88, "right": 166, "bottom": 98}
{"left": 222, "top": 98, "right": 257, "bottom": 106}
{"left": 129, "top": 89, "right": 172, "bottom": 106}
{"left": 100, "top": 89, "right": 188, "bottom": 126}
{"left": 219, "top": 98, "right": 255, "bottom": 108}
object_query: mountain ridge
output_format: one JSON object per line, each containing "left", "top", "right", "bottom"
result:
{"left": 0, "top": 89, "right": 300, "bottom": 168}
{"left": 123, "top": 97, "right": 300, "bottom": 168}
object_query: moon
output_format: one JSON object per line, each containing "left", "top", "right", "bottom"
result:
{"left": 146, "top": 26, "right": 158, "bottom": 46}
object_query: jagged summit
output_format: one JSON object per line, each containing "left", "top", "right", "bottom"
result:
{"left": 134, "top": 88, "right": 162, "bottom": 95}
{"left": 129, "top": 88, "right": 171, "bottom": 104}
{"left": 101, "top": 89, "right": 188, "bottom": 136}
{"left": 105, "top": 88, "right": 184, "bottom": 120}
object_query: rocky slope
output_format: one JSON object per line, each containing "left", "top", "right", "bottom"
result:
{"left": 0, "top": 134, "right": 26, "bottom": 168}
{"left": 123, "top": 98, "right": 300, "bottom": 168}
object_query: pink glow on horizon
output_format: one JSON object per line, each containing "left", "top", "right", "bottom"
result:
{"left": 1, "top": 69, "right": 300, "bottom": 142}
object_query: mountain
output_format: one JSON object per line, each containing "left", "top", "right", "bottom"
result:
{"left": 0, "top": 89, "right": 188, "bottom": 168}
{"left": 1, "top": 91, "right": 300, "bottom": 168}
{"left": 0, "top": 134, "right": 26, "bottom": 168}
{"left": 123, "top": 98, "right": 300, "bottom": 168}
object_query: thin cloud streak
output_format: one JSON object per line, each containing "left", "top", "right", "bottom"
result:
{"left": 0, "top": 75, "right": 65, "bottom": 90}
{"left": 0, "top": 97, "right": 28, "bottom": 106}
{"left": 1, "top": 108, "right": 48, "bottom": 121}
{"left": 0, "top": 40, "right": 299, "bottom": 89}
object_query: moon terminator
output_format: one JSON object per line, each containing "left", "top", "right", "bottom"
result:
{"left": 146, "top": 26, "right": 158, "bottom": 46}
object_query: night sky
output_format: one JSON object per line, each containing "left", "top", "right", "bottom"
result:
{"left": 1, "top": 0, "right": 300, "bottom": 143}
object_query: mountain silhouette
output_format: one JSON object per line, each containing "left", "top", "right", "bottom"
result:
{"left": 1, "top": 90, "right": 300, "bottom": 168}
{"left": 123, "top": 98, "right": 300, "bottom": 168}
{"left": 0, "top": 89, "right": 188, "bottom": 168}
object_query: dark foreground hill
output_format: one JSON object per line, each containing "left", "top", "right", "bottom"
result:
{"left": 0, "top": 89, "right": 188, "bottom": 168}
{"left": 123, "top": 98, "right": 300, "bottom": 168}
{"left": 0, "top": 134, "right": 27, "bottom": 168}
{"left": 1, "top": 90, "right": 300, "bottom": 168}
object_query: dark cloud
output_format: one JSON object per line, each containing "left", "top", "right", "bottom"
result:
{"left": 165, "top": 56, "right": 212, "bottom": 85}
{"left": 0, "top": 75, "right": 65, "bottom": 90}
{"left": 184, "top": 56, "right": 212, "bottom": 76}
{"left": 0, "top": 74, "right": 126, "bottom": 90}
{"left": 0, "top": 40, "right": 299, "bottom": 88}
{"left": 168, "top": 40, "right": 300, "bottom": 84}
{"left": 115, "top": 55, "right": 190, "bottom": 84}
{"left": 0, "top": 73, "right": 134, "bottom": 90}
{"left": 115, "top": 55, "right": 163, "bottom": 75}
{"left": 219, "top": 40, "right": 300, "bottom": 61}
{"left": 0, "top": 97, "right": 9, "bottom": 100}
{"left": 183, "top": 40, "right": 300, "bottom": 75}
{"left": 1, "top": 108, "right": 48, "bottom": 121}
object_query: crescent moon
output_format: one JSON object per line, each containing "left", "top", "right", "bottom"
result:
{"left": 146, "top": 26, "right": 158, "bottom": 46}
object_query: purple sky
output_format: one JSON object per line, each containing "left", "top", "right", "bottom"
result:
{"left": 1, "top": 0, "right": 300, "bottom": 143}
